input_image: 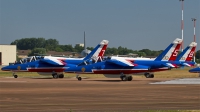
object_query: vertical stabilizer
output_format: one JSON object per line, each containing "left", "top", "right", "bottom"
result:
{"left": 154, "top": 38, "right": 182, "bottom": 61}
{"left": 176, "top": 42, "right": 197, "bottom": 61}
{"left": 83, "top": 40, "right": 109, "bottom": 62}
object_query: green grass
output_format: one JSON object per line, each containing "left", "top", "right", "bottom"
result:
{"left": 0, "top": 67, "right": 199, "bottom": 78}
{"left": 130, "top": 110, "right": 200, "bottom": 112}
{"left": 64, "top": 110, "right": 200, "bottom": 112}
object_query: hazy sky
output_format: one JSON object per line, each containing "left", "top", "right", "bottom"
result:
{"left": 0, "top": 0, "right": 199, "bottom": 50}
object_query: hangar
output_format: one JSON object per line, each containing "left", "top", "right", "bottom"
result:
{"left": 0, "top": 45, "right": 16, "bottom": 66}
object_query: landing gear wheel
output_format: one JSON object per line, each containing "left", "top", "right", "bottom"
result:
{"left": 145, "top": 73, "right": 151, "bottom": 78}
{"left": 59, "top": 74, "right": 64, "bottom": 78}
{"left": 14, "top": 75, "right": 18, "bottom": 78}
{"left": 150, "top": 74, "right": 154, "bottom": 78}
{"left": 121, "top": 76, "right": 127, "bottom": 81}
{"left": 77, "top": 77, "right": 82, "bottom": 81}
{"left": 53, "top": 74, "right": 58, "bottom": 79}
{"left": 127, "top": 76, "right": 132, "bottom": 81}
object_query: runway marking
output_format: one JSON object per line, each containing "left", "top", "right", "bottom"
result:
{"left": 150, "top": 78, "right": 200, "bottom": 84}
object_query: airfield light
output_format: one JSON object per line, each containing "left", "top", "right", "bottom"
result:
{"left": 179, "top": 0, "right": 184, "bottom": 51}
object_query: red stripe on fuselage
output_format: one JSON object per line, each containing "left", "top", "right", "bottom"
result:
{"left": 93, "top": 69, "right": 148, "bottom": 74}
{"left": 150, "top": 68, "right": 169, "bottom": 72}
{"left": 27, "top": 68, "right": 65, "bottom": 72}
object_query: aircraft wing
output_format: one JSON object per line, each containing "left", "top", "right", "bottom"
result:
{"left": 106, "top": 59, "right": 137, "bottom": 67}
{"left": 40, "top": 58, "right": 66, "bottom": 66}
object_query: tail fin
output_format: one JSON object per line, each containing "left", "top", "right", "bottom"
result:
{"left": 83, "top": 40, "right": 109, "bottom": 62}
{"left": 176, "top": 42, "right": 197, "bottom": 61}
{"left": 154, "top": 38, "right": 182, "bottom": 61}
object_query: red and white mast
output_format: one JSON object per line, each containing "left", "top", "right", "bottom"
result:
{"left": 179, "top": 0, "right": 184, "bottom": 51}
{"left": 192, "top": 18, "right": 196, "bottom": 62}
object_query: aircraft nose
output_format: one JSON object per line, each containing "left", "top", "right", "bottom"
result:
{"left": 189, "top": 67, "right": 200, "bottom": 73}
{"left": 1, "top": 66, "right": 6, "bottom": 71}
{"left": 1, "top": 65, "right": 17, "bottom": 71}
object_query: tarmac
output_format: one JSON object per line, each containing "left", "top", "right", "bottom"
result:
{"left": 0, "top": 77, "right": 200, "bottom": 112}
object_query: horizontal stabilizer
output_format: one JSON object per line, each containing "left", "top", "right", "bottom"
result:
{"left": 162, "top": 63, "right": 178, "bottom": 68}
{"left": 181, "top": 62, "right": 195, "bottom": 67}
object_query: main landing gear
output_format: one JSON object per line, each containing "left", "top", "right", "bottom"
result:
{"left": 120, "top": 73, "right": 132, "bottom": 81}
{"left": 52, "top": 73, "right": 64, "bottom": 79}
{"left": 76, "top": 74, "right": 82, "bottom": 81}
{"left": 144, "top": 73, "right": 154, "bottom": 78}
{"left": 13, "top": 72, "right": 18, "bottom": 78}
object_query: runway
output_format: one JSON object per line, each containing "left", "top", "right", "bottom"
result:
{"left": 0, "top": 77, "right": 199, "bottom": 112}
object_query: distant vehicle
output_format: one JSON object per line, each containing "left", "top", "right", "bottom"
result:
{"left": 1, "top": 40, "right": 109, "bottom": 78}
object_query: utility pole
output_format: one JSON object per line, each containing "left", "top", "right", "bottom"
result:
{"left": 179, "top": 0, "right": 184, "bottom": 51}
{"left": 192, "top": 18, "right": 197, "bottom": 63}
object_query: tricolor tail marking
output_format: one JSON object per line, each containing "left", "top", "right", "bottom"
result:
{"left": 178, "top": 42, "right": 197, "bottom": 61}
{"left": 84, "top": 40, "right": 109, "bottom": 61}
{"left": 155, "top": 38, "right": 182, "bottom": 61}
{"left": 167, "top": 43, "right": 181, "bottom": 61}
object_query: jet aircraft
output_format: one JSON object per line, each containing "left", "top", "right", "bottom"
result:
{"left": 112, "top": 41, "right": 197, "bottom": 77}
{"left": 64, "top": 38, "right": 186, "bottom": 81}
{"left": 1, "top": 40, "right": 109, "bottom": 78}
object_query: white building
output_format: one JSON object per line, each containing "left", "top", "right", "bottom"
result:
{"left": 76, "top": 43, "right": 84, "bottom": 47}
{"left": 0, "top": 45, "right": 16, "bottom": 65}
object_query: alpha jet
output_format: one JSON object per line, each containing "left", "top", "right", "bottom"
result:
{"left": 1, "top": 40, "right": 109, "bottom": 78}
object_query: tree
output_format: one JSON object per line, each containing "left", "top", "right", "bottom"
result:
{"left": 195, "top": 50, "right": 200, "bottom": 63}
{"left": 59, "top": 45, "right": 74, "bottom": 52}
{"left": 74, "top": 45, "right": 84, "bottom": 53}
{"left": 11, "top": 37, "right": 46, "bottom": 50}
{"left": 45, "top": 39, "right": 59, "bottom": 51}
{"left": 195, "top": 50, "right": 200, "bottom": 60}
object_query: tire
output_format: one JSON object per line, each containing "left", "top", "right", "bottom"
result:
{"left": 78, "top": 77, "right": 82, "bottom": 81}
{"left": 120, "top": 76, "right": 124, "bottom": 81}
{"left": 145, "top": 73, "right": 151, "bottom": 78}
{"left": 122, "top": 76, "right": 127, "bottom": 81}
{"left": 150, "top": 74, "right": 154, "bottom": 78}
{"left": 53, "top": 74, "right": 58, "bottom": 79}
{"left": 14, "top": 75, "right": 18, "bottom": 78}
{"left": 128, "top": 76, "right": 132, "bottom": 81}
{"left": 59, "top": 74, "right": 64, "bottom": 78}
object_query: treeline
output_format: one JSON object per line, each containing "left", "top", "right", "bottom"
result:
{"left": 10, "top": 37, "right": 200, "bottom": 62}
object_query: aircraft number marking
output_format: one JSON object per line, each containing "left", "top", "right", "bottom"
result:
{"left": 188, "top": 51, "right": 194, "bottom": 57}
{"left": 101, "top": 50, "right": 105, "bottom": 56}
{"left": 172, "top": 49, "right": 179, "bottom": 57}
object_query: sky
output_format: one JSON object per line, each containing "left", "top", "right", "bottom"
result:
{"left": 0, "top": 0, "right": 199, "bottom": 50}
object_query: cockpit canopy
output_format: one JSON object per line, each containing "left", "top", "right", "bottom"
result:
{"left": 15, "top": 56, "right": 44, "bottom": 64}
